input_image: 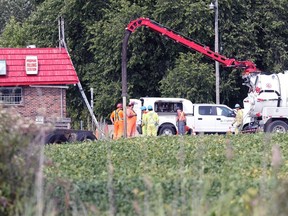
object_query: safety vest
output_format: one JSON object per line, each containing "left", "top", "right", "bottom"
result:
{"left": 178, "top": 111, "right": 186, "bottom": 121}
{"left": 113, "top": 109, "right": 124, "bottom": 121}
{"left": 177, "top": 111, "right": 186, "bottom": 122}
{"left": 146, "top": 111, "right": 158, "bottom": 125}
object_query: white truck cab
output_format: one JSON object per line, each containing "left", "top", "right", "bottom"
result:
{"left": 130, "top": 97, "right": 236, "bottom": 135}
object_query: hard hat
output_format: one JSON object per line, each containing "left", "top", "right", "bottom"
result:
{"left": 235, "top": 104, "right": 240, "bottom": 108}
{"left": 141, "top": 106, "right": 146, "bottom": 111}
{"left": 128, "top": 101, "right": 135, "bottom": 106}
{"left": 147, "top": 105, "right": 153, "bottom": 110}
{"left": 117, "top": 103, "right": 123, "bottom": 108}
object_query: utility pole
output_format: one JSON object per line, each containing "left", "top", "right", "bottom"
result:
{"left": 91, "top": 87, "right": 94, "bottom": 131}
{"left": 215, "top": 0, "right": 220, "bottom": 104}
{"left": 210, "top": 0, "right": 220, "bottom": 104}
{"left": 121, "top": 31, "right": 131, "bottom": 138}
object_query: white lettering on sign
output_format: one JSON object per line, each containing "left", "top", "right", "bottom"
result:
{"left": 25, "top": 56, "right": 38, "bottom": 75}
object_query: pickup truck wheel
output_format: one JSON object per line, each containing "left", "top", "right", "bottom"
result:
{"left": 159, "top": 125, "right": 175, "bottom": 136}
{"left": 242, "top": 125, "right": 249, "bottom": 131}
{"left": 76, "top": 132, "right": 97, "bottom": 142}
{"left": 45, "top": 133, "right": 68, "bottom": 144}
{"left": 266, "top": 120, "right": 288, "bottom": 133}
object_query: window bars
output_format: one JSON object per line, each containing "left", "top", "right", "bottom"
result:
{"left": 0, "top": 87, "right": 23, "bottom": 105}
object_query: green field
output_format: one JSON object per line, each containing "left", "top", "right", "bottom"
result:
{"left": 43, "top": 133, "right": 288, "bottom": 216}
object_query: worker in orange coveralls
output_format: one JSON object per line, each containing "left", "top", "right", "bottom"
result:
{"left": 127, "top": 102, "right": 137, "bottom": 137}
{"left": 110, "top": 103, "right": 124, "bottom": 140}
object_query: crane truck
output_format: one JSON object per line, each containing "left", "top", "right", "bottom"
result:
{"left": 123, "top": 17, "right": 288, "bottom": 133}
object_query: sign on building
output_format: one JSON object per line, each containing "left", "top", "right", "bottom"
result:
{"left": 25, "top": 56, "right": 38, "bottom": 75}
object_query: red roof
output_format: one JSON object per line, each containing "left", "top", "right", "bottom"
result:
{"left": 0, "top": 48, "right": 79, "bottom": 86}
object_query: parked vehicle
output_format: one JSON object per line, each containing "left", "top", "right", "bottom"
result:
{"left": 130, "top": 97, "right": 236, "bottom": 135}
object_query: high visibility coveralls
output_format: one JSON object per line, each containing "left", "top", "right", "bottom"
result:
{"left": 110, "top": 108, "right": 124, "bottom": 140}
{"left": 232, "top": 108, "right": 243, "bottom": 135}
{"left": 143, "top": 111, "right": 159, "bottom": 136}
{"left": 127, "top": 107, "right": 137, "bottom": 137}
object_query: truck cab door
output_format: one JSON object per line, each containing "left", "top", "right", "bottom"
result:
{"left": 214, "top": 106, "right": 235, "bottom": 132}
{"left": 195, "top": 105, "right": 216, "bottom": 132}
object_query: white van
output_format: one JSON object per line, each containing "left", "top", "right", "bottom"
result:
{"left": 130, "top": 97, "right": 236, "bottom": 135}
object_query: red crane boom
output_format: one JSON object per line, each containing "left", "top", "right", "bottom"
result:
{"left": 126, "top": 17, "right": 260, "bottom": 75}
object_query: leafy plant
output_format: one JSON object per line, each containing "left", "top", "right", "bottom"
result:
{"left": 44, "top": 133, "right": 288, "bottom": 215}
{"left": 0, "top": 107, "right": 46, "bottom": 215}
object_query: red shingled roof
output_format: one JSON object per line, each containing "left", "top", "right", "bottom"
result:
{"left": 0, "top": 48, "right": 79, "bottom": 86}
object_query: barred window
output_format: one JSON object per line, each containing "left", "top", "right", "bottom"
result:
{"left": 0, "top": 87, "right": 23, "bottom": 105}
{"left": 155, "top": 102, "right": 183, "bottom": 113}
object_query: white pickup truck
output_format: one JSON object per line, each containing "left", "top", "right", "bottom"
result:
{"left": 130, "top": 97, "right": 236, "bottom": 135}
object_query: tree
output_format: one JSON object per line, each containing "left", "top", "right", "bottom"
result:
{"left": 218, "top": 0, "right": 288, "bottom": 106}
{"left": 0, "top": 0, "right": 35, "bottom": 33}
{"left": 86, "top": 0, "right": 217, "bottom": 118}
{"left": 0, "top": 17, "right": 29, "bottom": 47}
{"left": 255, "top": 0, "right": 288, "bottom": 72}
{"left": 23, "top": 0, "right": 111, "bottom": 125}
{"left": 2, "top": 0, "right": 288, "bottom": 119}
{"left": 87, "top": 0, "right": 170, "bottom": 118}
{"left": 160, "top": 52, "right": 215, "bottom": 103}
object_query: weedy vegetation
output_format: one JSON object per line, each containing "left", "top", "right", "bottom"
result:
{"left": 1, "top": 109, "right": 288, "bottom": 215}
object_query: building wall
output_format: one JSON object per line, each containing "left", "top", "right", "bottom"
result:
{"left": 15, "top": 86, "right": 67, "bottom": 123}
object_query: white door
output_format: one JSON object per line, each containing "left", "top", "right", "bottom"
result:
{"left": 214, "top": 105, "right": 235, "bottom": 132}
{"left": 194, "top": 105, "right": 216, "bottom": 132}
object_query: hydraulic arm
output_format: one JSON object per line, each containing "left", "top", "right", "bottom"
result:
{"left": 126, "top": 17, "right": 260, "bottom": 75}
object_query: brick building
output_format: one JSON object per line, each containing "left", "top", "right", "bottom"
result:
{"left": 0, "top": 48, "right": 79, "bottom": 127}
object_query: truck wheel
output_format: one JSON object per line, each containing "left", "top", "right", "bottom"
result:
{"left": 45, "top": 133, "right": 68, "bottom": 144}
{"left": 137, "top": 125, "right": 142, "bottom": 134}
{"left": 242, "top": 125, "right": 249, "bottom": 131}
{"left": 76, "top": 132, "right": 97, "bottom": 142}
{"left": 266, "top": 120, "right": 288, "bottom": 133}
{"left": 159, "top": 125, "right": 175, "bottom": 136}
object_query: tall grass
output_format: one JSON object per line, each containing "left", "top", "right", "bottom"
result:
{"left": 44, "top": 134, "right": 288, "bottom": 215}
{"left": 1, "top": 108, "right": 288, "bottom": 215}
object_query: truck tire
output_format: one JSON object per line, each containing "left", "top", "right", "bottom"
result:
{"left": 45, "top": 133, "right": 68, "bottom": 144}
{"left": 159, "top": 124, "right": 176, "bottom": 136}
{"left": 242, "top": 125, "right": 249, "bottom": 131}
{"left": 266, "top": 120, "right": 288, "bottom": 133}
{"left": 137, "top": 125, "right": 142, "bottom": 134}
{"left": 76, "top": 131, "right": 96, "bottom": 142}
